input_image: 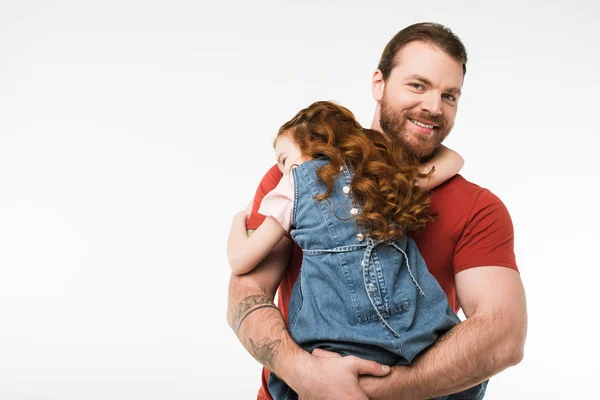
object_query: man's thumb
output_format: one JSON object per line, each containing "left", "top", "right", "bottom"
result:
{"left": 352, "top": 358, "right": 391, "bottom": 377}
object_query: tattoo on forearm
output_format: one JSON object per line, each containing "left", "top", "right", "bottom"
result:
{"left": 233, "top": 295, "right": 283, "bottom": 371}
{"left": 233, "top": 294, "right": 279, "bottom": 335}
{"left": 433, "top": 327, "right": 456, "bottom": 348}
{"left": 249, "top": 338, "right": 281, "bottom": 371}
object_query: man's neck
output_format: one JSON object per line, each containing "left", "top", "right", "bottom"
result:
{"left": 370, "top": 113, "right": 382, "bottom": 132}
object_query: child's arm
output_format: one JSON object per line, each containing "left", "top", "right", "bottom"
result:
{"left": 227, "top": 210, "right": 287, "bottom": 275}
{"left": 417, "top": 144, "right": 464, "bottom": 190}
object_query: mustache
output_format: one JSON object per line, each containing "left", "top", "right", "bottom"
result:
{"left": 407, "top": 112, "right": 445, "bottom": 129}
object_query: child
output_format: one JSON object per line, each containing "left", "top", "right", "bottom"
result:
{"left": 228, "top": 101, "right": 487, "bottom": 400}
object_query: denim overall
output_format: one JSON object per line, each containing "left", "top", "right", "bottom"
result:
{"left": 268, "top": 159, "right": 488, "bottom": 400}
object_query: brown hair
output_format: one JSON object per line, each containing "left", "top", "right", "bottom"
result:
{"left": 276, "top": 101, "right": 434, "bottom": 241}
{"left": 377, "top": 22, "right": 468, "bottom": 80}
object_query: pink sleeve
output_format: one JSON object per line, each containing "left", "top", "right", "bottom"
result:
{"left": 258, "top": 174, "right": 294, "bottom": 231}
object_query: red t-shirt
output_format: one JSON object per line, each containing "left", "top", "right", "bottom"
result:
{"left": 246, "top": 164, "right": 518, "bottom": 400}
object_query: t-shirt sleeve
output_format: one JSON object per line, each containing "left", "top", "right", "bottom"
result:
{"left": 258, "top": 175, "right": 294, "bottom": 231}
{"left": 246, "top": 164, "right": 284, "bottom": 231}
{"left": 453, "top": 189, "right": 518, "bottom": 274}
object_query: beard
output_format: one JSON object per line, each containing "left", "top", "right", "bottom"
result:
{"left": 379, "top": 96, "right": 451, "bottom": 159}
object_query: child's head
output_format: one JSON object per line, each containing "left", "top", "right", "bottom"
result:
{"left": 274, "top": 101, "right": 365, "bottom": 175}
{"left": 274, "top": 133, "right": 304, "bottom": 175}
{"left": 274, "top": 101, "right": 434, "bottom": 241}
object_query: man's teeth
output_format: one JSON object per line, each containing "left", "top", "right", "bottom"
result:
{"left": 410, "top": 119, "right": 434, "bottom": 129}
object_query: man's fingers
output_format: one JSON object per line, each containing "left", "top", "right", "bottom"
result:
{"left": 350, "top": 356, "right": 391, "bottom": 377}
{"left": 311, "top": 350, "right": 390, "bottom": 377}
{"left": 312, "top": 348, "right": 342, "bottom": 358}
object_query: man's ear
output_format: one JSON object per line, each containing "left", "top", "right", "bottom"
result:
{"left": 372, "top": 70, "right": 385, "bottom": 102}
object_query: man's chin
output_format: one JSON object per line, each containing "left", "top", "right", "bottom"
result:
{"left": 414, "top": 147, "right": 436, "bottom": 160}
{"left": 400, "top": 137, "right": 437, "bottom": 159}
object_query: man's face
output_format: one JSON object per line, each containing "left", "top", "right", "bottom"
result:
{"left": 374, "top": 41, "right": 464, "bottom": 158}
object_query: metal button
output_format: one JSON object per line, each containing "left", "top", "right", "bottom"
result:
{"left": 350, "top": 208, "right": 358, "bottom": 216}
{"left": 343, "top": 186, "right": 350, "bottom": 194}
{"left": 356, "top": 233, "right": 364, "bottom": 241}
{"left": 367, "top": 283, "right": 375, "bottom": 291}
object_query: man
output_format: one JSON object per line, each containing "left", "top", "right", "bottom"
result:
{"left": 227, "top": 22, "right": 527, "bottom": 400}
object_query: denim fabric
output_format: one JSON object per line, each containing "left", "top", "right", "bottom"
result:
{"left": 268, "top": 159, "right": 487, "bottom": 400}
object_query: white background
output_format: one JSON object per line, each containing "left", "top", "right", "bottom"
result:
{"left": 1, "top": 0, "right": 599, "bottom": 399}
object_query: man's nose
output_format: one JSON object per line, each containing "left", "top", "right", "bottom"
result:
{"left": 420, "top": 92, "right": 442, "bottom": 116}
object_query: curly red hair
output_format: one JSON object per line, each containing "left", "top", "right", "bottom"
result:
{"left": 276, "top": 101, "right": 434, "bottom": 241}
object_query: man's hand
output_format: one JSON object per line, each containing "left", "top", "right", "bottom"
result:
{"left": 360, "top": 366, "right": 413, "bottom": 400}
{"left": 292, "top": 349, "right": 391, "bottom": 400}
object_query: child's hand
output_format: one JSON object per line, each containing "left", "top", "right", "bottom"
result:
{"left": 417, "top": 145, "right": 464, "bottom": 190}
{"left": 234, "top": 209, "right": 250, "bottom": 223}
{"left": 243, "top": 200, "right": 253, "bottom": 214}
{"left": 233, "top": 200, "right": 253, "bottom": 222}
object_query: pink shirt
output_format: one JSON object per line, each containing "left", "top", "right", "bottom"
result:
{"left": 257, "top": 174, "right": 294, "bottom": 231}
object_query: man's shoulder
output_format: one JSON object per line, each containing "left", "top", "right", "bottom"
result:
{"left": 433, "top": 174, "right": 507, "bottom": 214}
{"left": 441, "top": 174, "right": 481, "bottom": 192}
{"left": 439, "top": 174, "right": 498, "bottom": 197}
{"left": 247, "top": 165, "right": 284, "bottom": 231}
{"left": 257, "top": 164, "right": 284, "bottom": 195}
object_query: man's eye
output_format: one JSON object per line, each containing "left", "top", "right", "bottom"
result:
{"left": 410, "top": 83, "right": 425, "bottom": 90}
{"left": 442, "top": 94, "right": 456, "bottom": 101}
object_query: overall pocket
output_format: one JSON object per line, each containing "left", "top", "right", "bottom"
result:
{"left": 339, "top": 249, "right": 411, "bottom": 326}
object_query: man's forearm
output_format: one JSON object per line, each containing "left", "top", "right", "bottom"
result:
{"left": 228, "top": 289, "right": 305, "bottom": 378}
{"left": 361, "top": 312, "right": 525, "bottom": 399}
{"left": 226, "top": 238, "right": 309, "bottom": 386}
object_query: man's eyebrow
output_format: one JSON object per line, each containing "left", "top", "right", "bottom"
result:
{"left": 405, "top": 74, "right": 433, "bottom": 86}
{"left": 405, "top": 74, "right": 462, "bottom": 95}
